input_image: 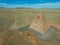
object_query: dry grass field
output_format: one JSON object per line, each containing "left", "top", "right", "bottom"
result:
{"left": 0, "top": 8, "right": 60, "bottom": 45}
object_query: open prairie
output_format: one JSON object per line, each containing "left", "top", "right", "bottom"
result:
{"left": 0, "top": 8, "right": 60, "bottom": 45}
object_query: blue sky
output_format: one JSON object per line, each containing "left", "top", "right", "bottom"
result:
{"left": 0, "top": 0, "right": 60, "bottom": 8}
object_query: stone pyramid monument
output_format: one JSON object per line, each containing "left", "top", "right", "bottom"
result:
{"left": 10, "top": 21, "right": 19, "bottom": 30}
{"left": 29, "top": 13, "right": 45, "bottom": 34}
{"left": 9, "top": 15, "right": 19, "bottom": 30}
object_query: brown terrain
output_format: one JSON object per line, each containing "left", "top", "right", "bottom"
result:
{"left": 17, "top": 30, "right": 60, "bottom": 45}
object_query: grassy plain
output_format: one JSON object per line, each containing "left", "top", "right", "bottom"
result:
{"left": 0, "top": 8, "right": 60, "bottom": 45}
